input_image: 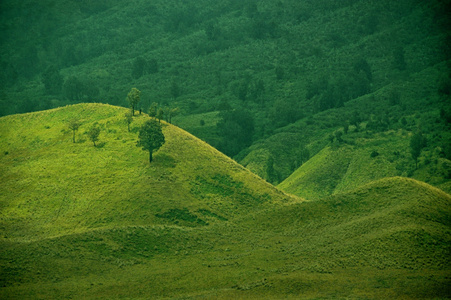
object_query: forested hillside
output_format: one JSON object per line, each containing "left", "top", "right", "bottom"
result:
{"left": 1, "top": 0, "right": 450, "bottom": 191}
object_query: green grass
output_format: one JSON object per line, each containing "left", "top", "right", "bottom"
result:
{"left": 279, "top": 125, "right": 451, "bottom": 200}
{"left": 0, "top": 103, "right": 292, "bottom": 240}
{"left": 1, "top": 105, "right": 450, "bottom": 299}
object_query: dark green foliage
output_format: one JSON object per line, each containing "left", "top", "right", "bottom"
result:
{"left": 63, "top": 76, "right": 84, "bottom": 101}
{"left": 137, "top": 119, "right": 165, "bottom": 163}
{"left": 132, "top": 57, "right": 147, "bottom": 79}
{"left": 63, "top": 76, "right": 99, "bottom": 101}
{"left": 87, "top": 125, "right": 101, "bottom": 146}
{"left": 370, "top": 150, "right": 379, "bottom": 158}
{"left": 157, "top": 108, "right": 164, "bottom": 123}
{"left": 410, "top": 132, "right": 426, "bottom": 168}
{"left": 126, "top": 88, "right": 141, "bottom": 116}
{"left": 270, "top": 98, "right": 303, "bottom": 128}
{"left": 353, "top": 58, "right": 372, "bottom": 82}
{"left": 170, "top": 80, "right": 180, "bottom": 100}
{"left": 147, "top": 58, "right": 159, "bottom": 74}
{"left": 393, "top": 47, "right": 407, "bottom": 71}
{"left": 42, "top": 65, "right": 63, "bottom": 95}
{"left": 217, "top": 109, "right": 255, "bottom": 157}
{"left": 266, "top": 155, "right": 279, "bottom": 183}
{"left": 148, "top": 102, "right": 158, "bottom": 118}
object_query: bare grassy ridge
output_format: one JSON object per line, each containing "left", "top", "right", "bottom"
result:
{"left": 1, "top": 104, "right": 450, "bottom": 299}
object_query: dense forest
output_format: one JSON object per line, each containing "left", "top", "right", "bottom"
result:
{"left": 0, "top": 0, "right": 450, "bottom": 189}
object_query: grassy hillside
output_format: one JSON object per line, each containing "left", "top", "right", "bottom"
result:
{"left": 1, "top": 0, "right": 449, "bottom": 190}
{"left": 0, "top": 103, "right": 293, "bottom": 240}
{"left": 279, "top": 127, "right": 451, "bottom": 199}
{"left": 1, "top": 131, "right": 450, "bottom": 300}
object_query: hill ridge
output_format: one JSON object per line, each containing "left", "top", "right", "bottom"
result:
{"left": 0, "top": 103, "right": 297, "bottom": 240}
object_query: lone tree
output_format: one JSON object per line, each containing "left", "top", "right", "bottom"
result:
{"left": 137, "top": 119, "right": 165, "bottom": 163}
{"left": 126, "top": 87, "right": 141, "bottom": 116}
{"left": 157, "top": 108, "right": 164, "bottom": 123}
{"left": 124, "top": 112, "right": 133, "bottom": 132}
{"left": 68, "top": 119, "right": 81, "bottom": 143}
{"left": 88, "top": 125, "right": 101, "bottom": 147}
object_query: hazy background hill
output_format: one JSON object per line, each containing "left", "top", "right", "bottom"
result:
{"left": 0, "top": 0, "right": 450, "bottom": 192}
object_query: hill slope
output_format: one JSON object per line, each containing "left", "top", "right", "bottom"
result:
{"left": 1, "top": 166, "right": 450, "bottom": 299}
{"left": 0, "top": 103, "right": 294, "bottom": 240}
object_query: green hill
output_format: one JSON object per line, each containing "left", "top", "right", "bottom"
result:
{"left": 1, "top": 0, "right": 449, "bottom": 192}
{"left": 278, "top": 117, "right": 451, "bottom": 200}
{"left": 1, "top": 125, "right": 450, "bottom": 300}
{"left": 1, "top": 105, "right": 450, "bottom": 298}
{"left": 0, "top": 103, "right": 294, "bottom": 240}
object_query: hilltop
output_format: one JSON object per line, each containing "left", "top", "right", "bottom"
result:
{"left": 0, "top": 103, "right": 294, "bottom": 240}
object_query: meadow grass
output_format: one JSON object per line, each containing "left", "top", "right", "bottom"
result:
{"left": 1, "top": 105, "right": 450, "bottom": 299}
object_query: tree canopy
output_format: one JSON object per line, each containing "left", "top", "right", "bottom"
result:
{"left": 127, "top": 88, "right": 141, "bottom": 116}
{"left": 137, "top": 119, "right": 165, "bottom": 163}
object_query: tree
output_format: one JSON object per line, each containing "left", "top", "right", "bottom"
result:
{"left": 148, "top": 102, "right": 158, "bottom": 118}
{"left": 126, "top": 88, "right": 141, "bottom": 116}
{"left": 88, "top": 125, "right": 101, "bottom": 147}
{"left": 68, "top": 119, "right": 81, "bottom": 143}
{"left": 137, "top": 119, "right": 165, "bottom": 163}
{"left": 124, "top": 112, "right": 133, "bottom": 132}
{"left": 217, "top": 109, "right": 255, "bottom": 157}
{"left": 157, "top": 108, "right": 164, "bottom": 123}
{"left": 410, "top": 132, "right": 426, "bottom": 169}
{"left": 168, "top": 107, "right": 180, "bottom": 124}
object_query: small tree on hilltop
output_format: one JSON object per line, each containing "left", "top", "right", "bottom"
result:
{"left": 126, "top": 87, "right": 141, "bottom": 116}
{"left": 137, "top": 119, "right": 165, "bottom": 163}
{"left": 148, "top": 102, "right": 158, "bottom": 118}
{"left": 68, "top": 118, "right": 81, "bottom": 143}
{"left": 157, "top": 108, "right": 164, "bottom": 123}
{"left": 88, "top": 125, "right": 101, "bottom": 147}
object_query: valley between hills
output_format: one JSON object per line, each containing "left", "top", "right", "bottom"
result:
{"left": 0, "top": 104, "right": 450, "bottom": 299}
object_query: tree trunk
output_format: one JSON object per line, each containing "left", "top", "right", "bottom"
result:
{"left": 149, "top": 151, "right": 153, "bottom": 163}
{"left": 72, "top": 130, "right": 76, "bottom": 143}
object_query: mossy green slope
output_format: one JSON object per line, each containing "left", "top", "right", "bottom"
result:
{"left": 0, "top": 103, "right": 293, "bottom": 240}
{"left": 1, "top": 173, "right": 449, "bottom": 299}
{"left": 279, "top": 127, "right": 451, "bottom": 200}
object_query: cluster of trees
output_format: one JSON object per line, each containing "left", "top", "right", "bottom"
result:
{"left": 216, "top": 109, "right": 255, "bottom": 157}
{"left": 307, "top": 59, "right": 372, "bottom": 112}
{"left": 67, "top": 119, "right": 100, "bottom": 147}
{"left": 41, "top": 66, "right": 100, "bottom": 102}
{"left": 67, "top": 88, "right": 167, "bottom": 164}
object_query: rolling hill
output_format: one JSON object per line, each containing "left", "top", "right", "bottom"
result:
{"left": 0, "top": 103, "right": 295, "bottom": 240}
{"left": 1, "top": 0, "right": 450, "bottom": 193}
{"left": 1, "top": 105, "right": 450, "bottom": 298}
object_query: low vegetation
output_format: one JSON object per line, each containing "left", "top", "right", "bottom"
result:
{"left": 1, "top": 104, "right": 450, "bottom": 299}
